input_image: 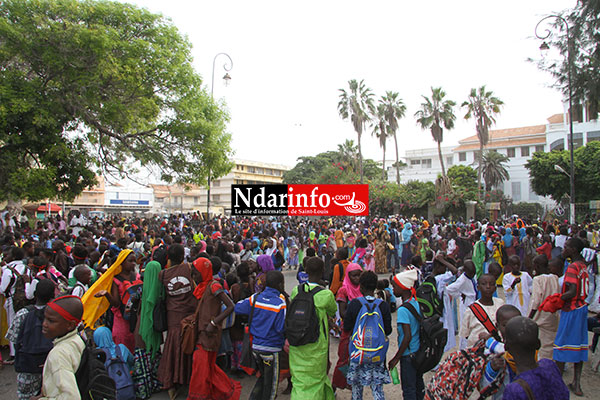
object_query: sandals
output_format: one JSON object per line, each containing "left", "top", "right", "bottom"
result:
{"left": 568, "top": 383, "right": 584, "bottom": 397}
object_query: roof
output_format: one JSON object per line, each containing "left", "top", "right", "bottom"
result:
{"left": 547, "top": 113, "right": 564, "bottom": 123}
{"left": 454, "top": 137, "right": 545, "bottom": 152}
{"left": 458, "top": 124, "right": 546, "bottom": 144}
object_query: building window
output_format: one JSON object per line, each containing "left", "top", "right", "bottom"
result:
{"left": 521, "top": 146, "right": 530, "bottom": 157}
{"left": 587, "top": 102, "right": 599, "bottom": 121}
{"left": 248, "top": 167, "right": 255, "bottom": 173}
{"left": 587, "top": 131, "right": 600, "bottom": 142}
{"left": 410, "top": 159, "right": 421, "bottom": 166}
{"left": 535, "top": 145, "right": 545, "bottom": 153}
{"left": 237, "top": 164, "right": 244, "bottom": 171}
{"left": 511, "top": 181, "right": 521, "bottom": 202}
{"left": 570, "top": 104, "right": 583, "bottom": 123}
{"left": 194, "top": 196, "right": 199, "bottom": 205}
{"left": 213, "top": 194, "right": 220, "bottom": 201}
{"left": 421, "top": 159, "right": 432, "bottom": 169}
{"left": 256, "top": 168, "right": 263, "bottom": 174}
{"left": 212, "top": 180, "right": 220, "bottom": 187}
{"left": 459, "top": 152, "right": 466, "bottom": 162}
{"left": 572, "top": 132, "right": 584, "bottom": 149}
{"left": 550, "top": 139, "right": 564, "bottom": 151}
{"left": 156, "top": 197, "right": 163, "bottom": 203}
{"left": 446, "top": 156, "right": 453, "bottom": 166}
{"left": 507, "top": 148, "right": 516, "bottom": 158}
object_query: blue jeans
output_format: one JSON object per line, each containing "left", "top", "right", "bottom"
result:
{"left": 400, "top": 354, "right": 424, "bottom": 400}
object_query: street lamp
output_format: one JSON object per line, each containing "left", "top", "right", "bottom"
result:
{"left": 536, "top": 15, "right": 575, "bottom": 224}
{"left": 207, "top": 53, "right": 233, "bottom": 219}
{"left": 554, "top": 164, "right": 569, "bottom": 177}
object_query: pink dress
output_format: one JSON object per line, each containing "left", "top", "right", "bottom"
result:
{"left": 111, "top": 276, "right": 138, "bottom": 353}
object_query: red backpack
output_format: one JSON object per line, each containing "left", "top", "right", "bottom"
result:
{"left": 424, "top": 339, "right": 504, "bottom": 400}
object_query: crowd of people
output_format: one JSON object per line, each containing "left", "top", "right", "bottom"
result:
{"left": 0, "top": 210, "right": 599, "bottom": 400}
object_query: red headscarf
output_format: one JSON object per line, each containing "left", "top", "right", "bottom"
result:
{"left": 192, "top": 257, "right": 213, "bottom": 299}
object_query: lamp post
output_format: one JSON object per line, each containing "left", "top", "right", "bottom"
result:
{"left": 207, "top": 53, "right": 233, "bottom": 219}
{"left": 535, "top": 15, "right": 575, "bottom": 224}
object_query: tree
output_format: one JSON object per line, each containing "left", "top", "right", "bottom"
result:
{"left": 372, "top": 103, "right": 389, "bottom": 180}
{"left": 462, "top": 86, "right": 504, "bottom": 200}
{"left": 479, "top": 151, "right": 510, "bottom": 191}
{"left": 338, "top": 79, "right": 375, "bottom": 183}
{"left": 380, "top": 91, "right": 406, "bottom": 185}
{"left": 447, "top": 165, "right": 478, "bottom": 199}
{"left": 526, "top": 142, "right": 600, "bottom": 203}
{"left": 337, "top": 139, "right": 358, "bottom": 174}
{"left": 533, "top": 2, "right": 600, "bottom": 111}
{"left": 415, "top": 87, "right": 456, "bottom": 182}
{"left": 0, "top": 0, "right": 232, "bottom": 205}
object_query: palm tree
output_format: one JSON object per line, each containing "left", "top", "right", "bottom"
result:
{"left": 479, "top": 150, "right": 510, "bottom": 191}
{"left": 380, "top": 91, "right": 406, "bottom": 184}
{"left": 462, "top": 86, "right": 504, "bottom": 200}
{"left": 338, "top": 79, "right": 375, "bottom": 183}
{"left": 372, "top": 103, "right": 389, "bottom": 180}
{"left": 414, "top": 87, "right": 456, "bottom": 181}
{"left": 337, "top": 139, "right": 358, "bottom": 173}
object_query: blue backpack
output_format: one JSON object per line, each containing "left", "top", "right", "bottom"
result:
{"left": 15, "top": 306, "right": 54, "bottom": 373}
{"left": 349, "top": 297, "right": 389, "bottom": 364}
{"left": 102, "top": 346, "right": 135, "bottom": 400}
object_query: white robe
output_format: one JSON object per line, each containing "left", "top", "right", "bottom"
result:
{"left": 502, "top": 272, "right": 533, "bottom": 317}
{"left": 446, "top": 273, "right": 477, "bottom": 349}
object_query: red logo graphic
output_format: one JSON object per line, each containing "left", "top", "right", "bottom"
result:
{"left": 287, "top": 185, "right": 369, "bottom": 216}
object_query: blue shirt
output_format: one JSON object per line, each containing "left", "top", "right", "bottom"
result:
{"left": 396, "top": 298, "right": 420, "bottom": 356}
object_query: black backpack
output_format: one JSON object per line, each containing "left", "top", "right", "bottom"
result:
{"left": 75, "top": 336, "right": 117, "bottom": 400}
{"left": 151, "top": 244, "right": 168, "bottom": 268}
{"left": 402, "top": 302, "right": 448, "bottom": 375}
{"left": 416, "top": 276, "right": 443, "bottom": 318}
{"left": 285, "top": 284, "right": 324, "bottom": 346}
{"left": 15, "top": 306, "right": 54, "bottom": 373}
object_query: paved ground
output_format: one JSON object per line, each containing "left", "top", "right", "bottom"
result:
{"left": 1, "top": 268, "right": 600, "bottom": 399}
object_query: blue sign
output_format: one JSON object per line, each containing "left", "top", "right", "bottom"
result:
{"left": 110, "top": 199, "right": 150, "bottom": 205}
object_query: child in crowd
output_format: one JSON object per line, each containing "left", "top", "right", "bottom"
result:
{"left": 234, "top": 270, "right": 286, "bottom": 400}
{"left": 389, "top": 269, "right": 423, "bottom": 400}
{"left": 345, "top": 271, "right": 392, "bottom": 400}
{"left": 289, "top": 257, "right": 337, "bottom": 400}
{"left": 502, "top": 256, "right": 532, "bottom": 317}
{"left": 502, "top": 316, "right": 569, "bottom": 400}
{"left": 527, "top": 254, "right": 560, "bottom": 359}
{"left": 432, "top": 254, "right": 458, "bottom": 351}
{"left": 7, "top": 279, "right": 55, "bottom": 400}
{"left": 93, "top": 326, "right": 135, "bottom": 400}
{"left": 71, "top": 265, "right": 92, "bottom": 298}
{"left": 446, "top": 260, "right": 478, "bottom": 349}
{"left": 36, "top": 295, "right": 85, "bottom": 399}
{"left": 460, "top": 274, "right": 504, "bottom": 347}
{"left": 422, "top": 250, "right": 434, "bottom": 278}
{"left": 487, "top": 262, "right": 503, "bottom": 298}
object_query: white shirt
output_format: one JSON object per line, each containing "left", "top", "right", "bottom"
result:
{"left": 0, "top": 260, "right": 31, "bottom": 297}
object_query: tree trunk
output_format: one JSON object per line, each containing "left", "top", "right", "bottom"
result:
{"left": 393, "top": 133, "right": 400, "bottom": 185}
{"left": 478, "top": 141, "right": 484, "bottom": 201}
{"left": 358, "top": 132, "right": 363, "bottom": 183}
{"left": 382, "top": 142, "right": 386, "bottom": 181}
{"left": 437, "top": 141, "right": 446, "bottom": 178}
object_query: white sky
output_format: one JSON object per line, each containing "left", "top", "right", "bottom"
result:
{"left": 124, "top": 0, "right": 571, "bottom": 168}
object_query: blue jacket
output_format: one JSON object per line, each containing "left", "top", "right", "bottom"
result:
{"left": 234, "top": 287, "right": 286, "bottom": 352}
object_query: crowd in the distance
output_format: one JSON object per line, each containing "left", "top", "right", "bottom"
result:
{"left": 0, "top": 211, "right": 599, "bottom": 400}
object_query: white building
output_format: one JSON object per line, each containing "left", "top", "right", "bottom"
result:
{"left": 391, "top": 106, "right": 600, "bottom": 205}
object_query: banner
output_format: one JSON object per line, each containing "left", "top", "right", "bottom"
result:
{"left": 231, "top": 184, "right": 369, "bottom": 216}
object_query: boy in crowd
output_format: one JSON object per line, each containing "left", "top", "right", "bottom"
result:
{"left": 446, "top": 260, "right": 478, "bottom": 349}
{"left": 502, "top": 256, "right": 532, "bottom": 317}
{"left": 389, "top": 269, "right": 423, "bottom": 400}
{"left": 460, "top": 274, "right": 504, "bottom": 347}
{"left": 288, "top": 257, "right": 337, "bottom": 400}
{"left": 35, "top": 295, "right": 85, "bottom": 400}
{"left": 71, "top": 265, "right": 92, "bottom": 298}
{"left": 235, "top": 270, "right": 286, "bottom": 400}
{"left": 502, "top": 316, "right": 569, "bottom": 400}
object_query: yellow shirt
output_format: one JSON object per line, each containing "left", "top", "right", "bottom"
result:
{"left": 40, "top": 329, "right": 85, "bottom": 400}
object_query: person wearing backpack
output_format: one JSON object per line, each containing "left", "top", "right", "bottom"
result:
{"left": 234, "top": 270, "right": 286, "bottom": 400}
{"left": 287, "top": 256, "right": 337, "bottom": 400}
{"left": 35, "top": 295, "right": 85, "bottom": 400}
{"left": 1, "top": 246, "right": 33, "bottom": 363}
{"left": 329, "top": 247, "right": 349, "bottom": 296}
{"left": 93, "top": 327, "right": 135, "bottom": 400}
{"left": 345, "top": 270, "right": 392, "bottom": 400}
{"left": 6, "top": 279, "right": 55, "bottom": 400}
{"left": 388, "top": 269, "right": 423, "bottom": 400}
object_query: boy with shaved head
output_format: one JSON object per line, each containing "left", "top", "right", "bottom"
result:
{"left": 34, "top": 295, "right": 85, "bottom": 400}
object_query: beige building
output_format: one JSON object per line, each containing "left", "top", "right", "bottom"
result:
{"left": 151, "top": 159, "right": 290, "bottom": 215}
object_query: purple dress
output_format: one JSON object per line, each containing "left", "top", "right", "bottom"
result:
{"left": 502, "top": 359, "right": 569, "bottom": 400}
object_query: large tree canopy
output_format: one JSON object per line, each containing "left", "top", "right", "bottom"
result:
{"left": 525, "top": 142, "right": 600, "bottom": 203}
{"left": 0, "top": 0, "right": 232, "bottom": 202}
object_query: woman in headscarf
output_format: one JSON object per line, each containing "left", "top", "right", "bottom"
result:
{"left": 375, "top": 222, "right": 390, "bottom": 274}
{"left": 332, "top": 263, "right": 363, "bottom": 391}
{"left": 94, "top": 326, "right": 134, "bottom": 370}
{"left": 400, "top": 223, "right": 414, "bottom": 266}
{"left": 504, "top": 227, "right": 516, "bottom": 256}
{"left": 132, "top": 261, "right": 163, "bottom": 399}
{"left": 88, "top": 249, "right": 139, "bottom": 352}
{"left": 188, "top": 257, "right": 241, "bottom": 400}
{"left": 254, "top": 254, "right": 274, "bottom": 293}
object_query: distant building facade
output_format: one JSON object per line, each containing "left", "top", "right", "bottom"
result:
{"left": 389, "top": 107, "right": 600, "bottom": 204}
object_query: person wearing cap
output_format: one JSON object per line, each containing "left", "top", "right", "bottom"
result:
{"left": 35, "top": 295, "right": 85, "bottom": 400}
{"left": 389, "top": 269, "right": 423, "bottom": 400}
